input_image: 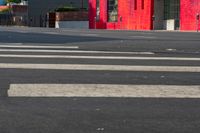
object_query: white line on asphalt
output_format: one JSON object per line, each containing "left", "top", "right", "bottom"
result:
{"left": 0, "top": 63, "right": 199, "bottom": 72}
{"left": 80, "top": 34, "right": 99, "bottom": 37}
{"left": 130, "top": 36, "right": 156, "bottom": 39}
{"left": 0, "top": 49, "right": 155, "bottom": 55}
{"left": 0, "top": 54, "right": 199, "bottom": 61}
{"left": 0, "top": 45, "right": 79, "bottom": 49}
{"left": 10, "top": 31, "right": 29, "bottom": 33}
{"left": 0, "top": 43, "right": 23, "bottom": 45}
{"left": 8, "top": 84, "right": 200, "bottom": 98}
{"left": 42, "top": 32, "right": 61, "bottom": 35}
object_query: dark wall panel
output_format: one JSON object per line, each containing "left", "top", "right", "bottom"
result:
{"left": 28, "top": 0, "right": 88, "bottom": 27}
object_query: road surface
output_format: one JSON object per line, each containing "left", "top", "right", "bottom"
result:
{"left": 0, "top": 27, "right": 200, "bottom": 133}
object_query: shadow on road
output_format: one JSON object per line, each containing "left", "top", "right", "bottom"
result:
{"left": 0, "top": 31, "right": 119, "bottom": 44}
{"left": 0, "top": 79, "right": 9, "bottom": 97}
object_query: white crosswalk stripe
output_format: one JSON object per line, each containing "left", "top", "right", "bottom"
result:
{"left": 0, "top": 44, "right": 79, "bottom": 49}
{"left": 0, "top": 48, "right": 154, "bottom": 55}
{"left": 0, "top": 44, "right": 199, "bottom": 97}
{"left": 0, "top": 54, "right": 199, "bottom": 61}
{"left": 0, "top": 63, "right": 199, "bottom": 72}
{"left": 8, "top": 84, "right": 200, "bottom": 98}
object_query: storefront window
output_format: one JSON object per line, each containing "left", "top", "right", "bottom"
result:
{"left": 164, "top": 0, "right": 180, "bottom": 20}
{"left": 107, "top": 0, "right": 118, "bottom": 22}
{"left": 96, "top": 0, "right": 100, "bottom": 21}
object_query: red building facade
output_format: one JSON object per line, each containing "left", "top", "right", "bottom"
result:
{"left": 89, "top": 0, "right": 200, "bottom": 31}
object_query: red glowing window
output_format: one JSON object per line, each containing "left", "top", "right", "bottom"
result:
{"left": 134, "top": 0, "right": 137, "bottom": 10}
{"left": 142, "top": 0, "right": 144, "bottom": 9}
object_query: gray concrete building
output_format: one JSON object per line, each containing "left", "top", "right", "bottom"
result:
{"left": 28, "top": 0, "right": 88, "bottom": 27}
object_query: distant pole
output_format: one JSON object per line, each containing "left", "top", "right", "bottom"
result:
{"left": 81, "top": 0, "right": 84, "bottom": 9}
{"left": 197, "top": 0, "right": 199, "bottom": 32}
{"left": 8, "top": 2, "right": 11, "bottom": 25}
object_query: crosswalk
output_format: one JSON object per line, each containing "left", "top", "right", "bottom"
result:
{"left": 0, "top": 43, "right": 200, "bottom": 98}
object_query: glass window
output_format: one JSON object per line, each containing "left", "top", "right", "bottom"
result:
{"left": 96, "top": 0, "right": 100, "bottom": 21}
{"left": 107, "top": 0, "right": 118, "bottom": 22}
{"left": 141, "top": 0, "right": 144, "bottom": 9}
{"left": 164, "top": 0, "right": 180, "bottom": 20}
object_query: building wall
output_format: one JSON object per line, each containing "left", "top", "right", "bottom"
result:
{"left": 54, "top": 11, "right": 88, "bottom": 28}
{"left": 11, "top": 5, "right": 28, "bottom": 26}
{"left": 180, "top": 0, "right": 200, "bottom": 31}
{"left": 89, "top": 0, "right": 200, "bottom": 31}
{"left": 55, "top": 21, "right": 89, "bottom": 29}
{"left": 89, "top": 0, "right": 153, "bottom": 30}
{"left": 28, "top": 0, "right": 88, "bottom": 27}
{"left": 0, "top": 5, "right": 28, "bottom": 26}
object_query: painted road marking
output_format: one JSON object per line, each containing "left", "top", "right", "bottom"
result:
{"left": 8, "top": 84, "right": 200, "bottom": 98}
{"left": 0, "top": 45, "right": 79, "bottom": 49}
{"left": 0, "top": 49, "right": 155, "bottom": 55}
{"left": 80, "top": 34, "right": 99, "bottom": 37}
{"left": 42, "top": 32, "right": 60, "bottom": 35}
{"left": 0, "top": 63, "right": 199, "bottom": 72}
{"left": 0, "top": 43, "right": 23, "bottom": 45}
{"left": 0, "top": 54, "right": 199, "bottom": 61}
{"left": 130, "top": 36, "right": 157, "bottom": 39}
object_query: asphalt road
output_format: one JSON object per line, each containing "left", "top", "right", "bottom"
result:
{"left": 0, "top": 26, "right": 200, "bottom": 133}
